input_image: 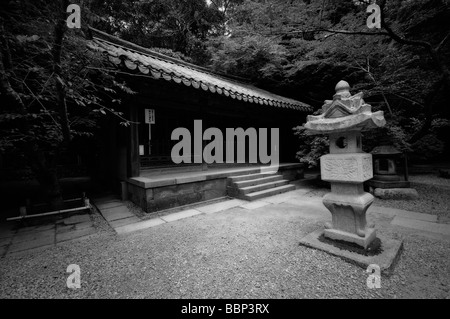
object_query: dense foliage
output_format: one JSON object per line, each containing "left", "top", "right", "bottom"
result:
{"left": 1, "top": 0, "right": 449, "bottom": 206}
{"left": 87, "top": 0, "right": 234, "bottom": 65}
{"left": 203, "top": 0, "right": 450, "bottom": 167}
{"left": 0, "top": 0, "right": 135, "bottom": 206}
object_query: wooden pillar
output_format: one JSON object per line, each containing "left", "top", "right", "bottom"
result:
{"left": 128, "top": 104, "right": 140, "bottom": 177}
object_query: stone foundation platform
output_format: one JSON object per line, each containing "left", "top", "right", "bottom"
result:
{"left": 126, "top": 163, "right": 303, "bottom": 213}
{"left": 373, "top": 188, "right": 419, "bottom": 200}
{"left": 299, "top": 229, "right": 403, "bottom": 276}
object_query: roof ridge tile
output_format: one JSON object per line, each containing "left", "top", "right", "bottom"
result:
{"left": 87, "top": 31, "right": 312, "bottom": 112}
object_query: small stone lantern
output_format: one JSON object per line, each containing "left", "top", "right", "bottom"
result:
{"left": 369, "top": 145, "right": 410, "bottom": 189}
{"left": 303, "top": 81, "right": 386, "bottom": 249}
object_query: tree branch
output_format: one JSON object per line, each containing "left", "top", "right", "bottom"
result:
{"left": 379, "top": 0, "right": 432, "bottom": 50}
{"left": 318, "top": 28, "right": 390, "bottom": 37}
{"left": 0, "top": 22, "right": 13, "bottom": 70}
{"left": 0, "top": 54, "right": 26, "bottom": 114}
{"left": 356, "top": 58, "right": 393, "bottom": 116}
{"left": 436, "top": 31, "right": 450, "bottom": 52}
{"left": 270, "top": 28, "right": 390, "bottom": 37}
{"left": 0, "top": 22, "right": 26, "bottom": 114}
{"left": 379, "top": 0, "right": 450, "bottom": 91}
{"left": 52, "top": 0, "right": 71, "bottom": 143}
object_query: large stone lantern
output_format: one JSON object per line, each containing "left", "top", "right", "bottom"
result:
{"left": 303, "top": 80, "right": 386, "bottom": 249}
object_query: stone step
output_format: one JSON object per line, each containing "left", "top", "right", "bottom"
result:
{"left": 228, "top": 173, "right": 270, "bottom": 183}
{"left": 233, "top": 175, "right": 283, "bottom": 188}
{"left": 243, "top": 184, "right": 296, "bottom": 201}
{"left": 239, "top": 180, "right": 289, "bottom": 195}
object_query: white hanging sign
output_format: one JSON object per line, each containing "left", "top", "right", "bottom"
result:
{"left": 145, "top": 109, "right": 155, "bottom": 124}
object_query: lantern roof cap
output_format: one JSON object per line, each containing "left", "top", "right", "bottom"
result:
{"left": 371, "top": 145, "right": 402, "bottom": 155}
{"left": 303, "top": 80, "right": 386, "bottom": 135}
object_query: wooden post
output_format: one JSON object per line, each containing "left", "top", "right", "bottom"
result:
{"left": 404, "top": 153, "right": 409, "bottom": 182}
{"left": 128, "top": 104, "right": 140, "bottom": 177}
{"left": 148, "top": 123, "right": 151, "bottom": 155}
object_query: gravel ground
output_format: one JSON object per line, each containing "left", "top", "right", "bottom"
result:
{"left": 0, "top": 196, "right": 449, "bottom": 299}
{"left": 409, "top": 174, "right": 450, "bottom": 187}
{"left": 126, "top": 197, "right": 229, "bottom": 221}
{"left": 373, "top": 175, "right": 450, "bottom": 221}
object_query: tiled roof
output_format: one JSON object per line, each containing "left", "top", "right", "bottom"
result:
{"left": 87, "top": 28, "right": 311, "bottom": 112}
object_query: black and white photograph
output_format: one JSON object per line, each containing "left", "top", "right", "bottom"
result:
{"left": 0, "top": 0, "right": 449, "bottom": 304}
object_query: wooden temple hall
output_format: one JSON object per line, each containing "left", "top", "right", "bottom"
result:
{"left": 87, "top": 28, "right": 312, "bottom": 212}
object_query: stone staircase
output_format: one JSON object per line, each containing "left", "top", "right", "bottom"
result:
{"left": 227, "top": 172, "right": 295, "bottom": 201}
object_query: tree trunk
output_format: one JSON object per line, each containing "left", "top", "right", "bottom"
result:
{"left": 408, "top": 79, "right": 444, "bottom": 144}
{"left": 1, "top": 5, "right": 69, "bottom": 210}
{"left": 38, "top": 167, "right": 64, "bottom": 210}
{"left": 53, "top": 0, "right": 71, "bottom": 143}
{"left": 29, "top": 149, "right": 64, "bottom": 210}
{"left": 0, "top": 23, "right": 26, "bottom": 114}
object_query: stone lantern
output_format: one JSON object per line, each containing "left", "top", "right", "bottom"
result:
{"left": 368, "top": 145, "right": 418, "bottom": 199}
{"left": 303, "top": 80, "right": 386, "bottom": 249}
{"left": 369, "top": 145, "right": 410, "bottom": 189}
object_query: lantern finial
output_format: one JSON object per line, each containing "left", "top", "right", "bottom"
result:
{"left": 334, "top": 80, "right": 351, "bottom": 99}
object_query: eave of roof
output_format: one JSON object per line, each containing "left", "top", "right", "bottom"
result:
{"left": 86, "top": 27, "right": 312, "bottom": 112}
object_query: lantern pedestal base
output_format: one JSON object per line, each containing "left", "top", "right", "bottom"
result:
{"left": 322, "top": 185, "right": 376, "bottom": 249}
{"left": 299, "top": 229, "right": 403, "bottom": 276}
{"left": 324, "top": 228, "right": 377, "bottom": 250}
